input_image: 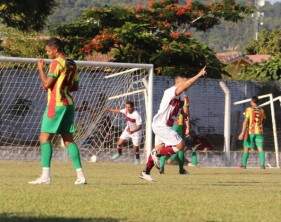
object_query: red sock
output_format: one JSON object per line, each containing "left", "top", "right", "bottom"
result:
{"left": 144, "top": 155, "right": 154, "bottom": 174}
{"left": 159, "top": 146, "right": 175, "bottom": 156}
{"left": 135, "top": 147, "right": 140, "bottom": 159}
{"left": 117, "top": 145, "right": 122, "bottom": 155}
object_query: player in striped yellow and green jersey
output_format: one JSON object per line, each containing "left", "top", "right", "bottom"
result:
{"left": 238, "top": 96, "right": 266, "bottom": 169}
{"left": 29, "top": 38, "right": 86, "bottom": 185}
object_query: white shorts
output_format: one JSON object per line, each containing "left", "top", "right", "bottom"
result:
{"left": 120, "top": 130, "right": 141, "bottom": 146}
{"left": 152, "top": 124, "right": 182, "bottom": 146}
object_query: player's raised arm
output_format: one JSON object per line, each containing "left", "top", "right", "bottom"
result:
{"left": 107, "top": 108, "right": 121, "bottom": 113}
{"left": 175, "top": 66, "right": 206, "bottom": 96}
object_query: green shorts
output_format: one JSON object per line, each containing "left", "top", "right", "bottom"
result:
{"left": 243, "top": 134, "right": 264, "bottom": 149}
{"left": 41, "top": 105, "right": 76, "bottom": 134}
{"left": 172, "top": 125, "right": 184, "bottom": 138}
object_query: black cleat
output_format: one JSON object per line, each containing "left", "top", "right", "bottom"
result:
{"left": 159, "top": 168, "right": 165, "bottom": 174}
{"left": 179, "top": 168, "right": 189, "bottom": 175}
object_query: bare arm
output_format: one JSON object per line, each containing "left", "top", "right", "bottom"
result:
{"left": 38, "top": 59, "right": 57, "bottom": 89}
{"left": 238, "top": 119, "right": 249, "bottom": 140}
{"left": 175, "top": 66, "right": 206, "bottom": 96}
{"left": 108, "top": 108, "right": 120, "bottom": 113}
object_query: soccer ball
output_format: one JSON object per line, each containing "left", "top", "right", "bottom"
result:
{"left": 90, "top": 155, "right": 97, "bottom": 163}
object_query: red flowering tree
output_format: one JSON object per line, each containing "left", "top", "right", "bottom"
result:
{"left": 54, "top": 0, "right": 251, "bottom": 78}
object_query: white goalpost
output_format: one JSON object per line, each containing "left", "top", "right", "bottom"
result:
{"left": 233, "top": 94, "right": 280, "bottom": 168}
{"left": 0, "top": 56, "right": 154, "bottom": 162}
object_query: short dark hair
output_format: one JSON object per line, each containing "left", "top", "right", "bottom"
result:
{"left": 46, "top": 37, "right": 63, "bottom": 52}
{"left": 251, "top": 96, "right": 259, "bottom": 104}
{"left": 125, "top": 100, "right": 134, "bottom": 107}
{"left": 175, "top": 73, "right": 189, "bottom": 79}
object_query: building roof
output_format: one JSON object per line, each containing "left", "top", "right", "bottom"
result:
{"left": 216, "top": 52, "right": 271, "bottom": 64}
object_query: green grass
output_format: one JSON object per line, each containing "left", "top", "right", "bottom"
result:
{"left": 0, "top": 161, "right": 281, "bottom": 222}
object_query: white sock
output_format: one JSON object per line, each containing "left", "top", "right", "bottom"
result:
{"left": 42, "top": 167, "right": 50, "bottom": 179}
{"left": 76, "top": 168, "right": 85, "bottom": 179}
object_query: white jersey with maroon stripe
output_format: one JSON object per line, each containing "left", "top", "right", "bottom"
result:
{"left": 152, "top": 86, "right": 184, "bottom": 127}
{"left": 120, "top": 109, "right": 142, "bottom": 131}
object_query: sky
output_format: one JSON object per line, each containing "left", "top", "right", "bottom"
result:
{"left": 268, "top": 0, "right": 281, "bottom": 3}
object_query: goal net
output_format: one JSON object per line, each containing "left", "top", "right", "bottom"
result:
{"left": 0, "top": 57, "right": 153, "bottom": 162}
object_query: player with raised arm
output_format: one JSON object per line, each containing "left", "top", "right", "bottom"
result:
{"left": 140, "top": 67, "right": 206, "bottom": 181}
{"left": 109, "top": 101, "right": 142, "bottom": 164}
{"left": 238, "top": 96, "right": 266, "bottom": 169}
{"left": 29, "top": 38, "right": 86, "bottom": 185}
{"left": 159, "top": 96, "right": 190, "bottom": 174}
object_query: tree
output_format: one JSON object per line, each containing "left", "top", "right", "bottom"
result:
{"left": 0, "top": 0, "right": 56, "bottom": 31}
{"left": 73, "top": 0, "right": 251, "bottom": 78}
{"left": 245, "top": 30, "right": 281, "bottom": 55}
{"left": 0, "top": 25, "right": 45, "bottom": 58}
{"left": 239, "top": 29, "right": 281, "bottom": 81}
{"left": 239, "top": 55, "right": 281, "bottom": 81}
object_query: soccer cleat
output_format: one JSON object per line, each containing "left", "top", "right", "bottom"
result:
{"left": 28, "top": 177, "right": 50, "bottom": 185}
{"left": 74, "top": 177, "right": 87, "bottom": 185}
{"left": 151, "top": 149, "right": 160, "bottom": 169}
{"left": 179, "top": 168, "right": 189, "bottom": 175}
{"left": 260, "top": 165, "right": 266, "bottom": 170}
{"left": 240, "top": 165, "right": 247, "bottom": 169}
{"left": 111, "top": 153, "right": 122, "bottom": 160}
{"left": 139, "top": 171, "right": 153, "bottom": 182}
{"left": 159, "top": 167, "right": 165, "bottom": 174}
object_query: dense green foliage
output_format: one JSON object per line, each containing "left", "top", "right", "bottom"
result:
{"left": 246, "top": 30, "right": 281, "bottom": 55}
{"left": 0, "top": 0, "right": 56, "bottom": 31}
{"left": 0, "top": 25, "right": 45, "bottom": 57}
{"left": 239, "top": 30, "right": 281, "bottom": 81}
{"left": 240, "top": 55, "right": 281, "bottom": 81}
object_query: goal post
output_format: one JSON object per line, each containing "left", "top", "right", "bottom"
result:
{"left": 0, "top": 56, "right": 154, "bottom": 161}
{"left": 233, "top": 94, "right": 280, "bottom": 168}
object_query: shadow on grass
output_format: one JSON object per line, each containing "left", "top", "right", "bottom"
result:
{"left": 0, "top": 213, "right": 122, "bottom": 222}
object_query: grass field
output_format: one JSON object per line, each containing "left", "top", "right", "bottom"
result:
{"left": 0, "top": 161, "right": 281, "bottom": 222}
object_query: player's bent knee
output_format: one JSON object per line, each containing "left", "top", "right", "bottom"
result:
{"left": 176, "top": 141, "right": 185, "bottom": 150}
{"left": 39, "top": 133, "right": 52, "bottom": 144}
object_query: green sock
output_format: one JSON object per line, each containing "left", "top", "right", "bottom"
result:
{"left": 241, "top": 152, "right": 249, "bottom": 167}
{"left": 159, "top": 156, "right": 167, "bottom": 170}
{"left": 40, "top": 142, "right": 53, "bottom": 168}
{"left": 258, "top": 151, "right": 265, "bottom": 167}
{"left": 191, "top": 151, "right": 198, "bottom": 166}
{"left": 67, "top": 143, "right": 82, "bottom": 169}
{"left": 177, "top": 150, "right": 185, "bottom": 172}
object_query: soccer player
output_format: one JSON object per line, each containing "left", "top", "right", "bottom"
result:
{"left": 109, "top": 101, "right": 142, "bottom": 164}
{"left": 159, "top": 96, "right": 190, "bottom": 174}
{"left": 29, "top": 38, "right": 86, "bottom": 185}
{"left": 238, "top": 96, "right": 266, "bottom": 169}
{"left": 140, "top": 67, "right": 206, "bottom": 181}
